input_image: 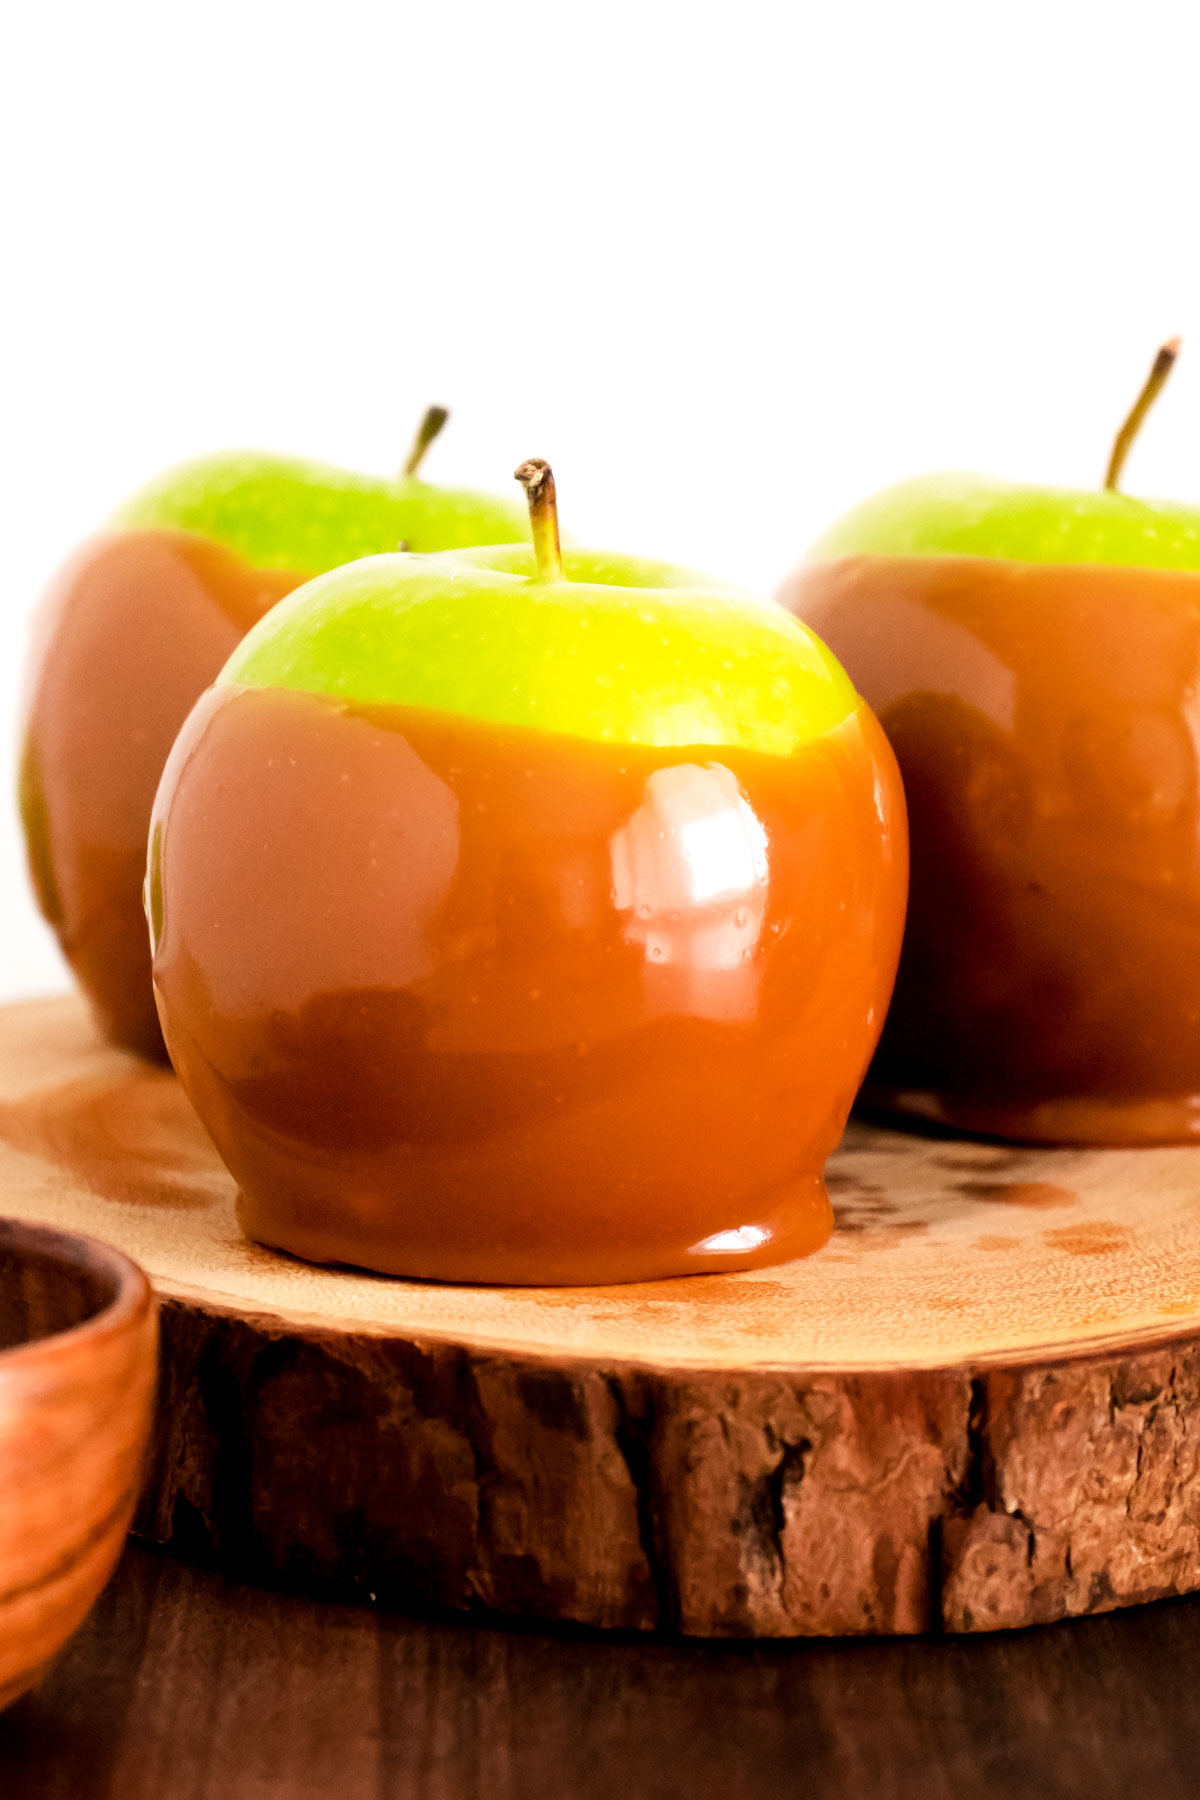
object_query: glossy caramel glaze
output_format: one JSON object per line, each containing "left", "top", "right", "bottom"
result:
{"left": 21, "top": 530, "right": 303, "bottom": 1059}
{"left": 149, "top": 686, "right": 907, "bottom": 1284}
{"left": 785, "top": 552, "right": 1200, "bottom": 1143}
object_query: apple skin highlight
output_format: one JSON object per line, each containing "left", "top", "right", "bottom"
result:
{"left": 148, "top": 545, "right": 907, "bottom": 1284}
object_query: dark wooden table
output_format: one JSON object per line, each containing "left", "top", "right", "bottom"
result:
{"left": 3, "top": 1540, "right": 1199, "bottom": 1798}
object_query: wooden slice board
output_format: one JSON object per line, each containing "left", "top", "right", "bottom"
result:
{"left": 7, "top": 994, "right": 1200, "bottom": 1637}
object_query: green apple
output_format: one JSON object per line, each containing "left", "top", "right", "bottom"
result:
{"left": 782, "top": 338, "right": 1200, "bottom": 1146}
{"left": 115, "top": 408, "right": 529, "bottom": 569}
{"left": 148, "top": 458, "right": 907, "bottom": 1284}
{"left": 809, "top": 340, "right": 1198, "bottom": 571}
{"left": 219, "top": 487, "right": 858, "bottom": 756}
{"left": 807, "top": 469, "right": 1200, "bottom": 572}
{"left": 20, "top": 408, "right": 530, "bottom": 1061}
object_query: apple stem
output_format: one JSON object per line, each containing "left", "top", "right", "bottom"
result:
{"left": 514, "top": 459, "right": 564, "bottom": 581}
{"left": 402, "top": 406, "right": 450, "bottom": 479}
{"left": 1104, "top": 339, "right": 1181, "bottom": 492}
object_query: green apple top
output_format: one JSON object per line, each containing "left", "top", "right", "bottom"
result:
{"left": 809, "top": 339, "right": 1200, "bottom": 573}
{"left": 113, "top": 406, "right": 530, "bottom": 570}
{"left": 218, "top": 457, "right": 860, "bottom": 757}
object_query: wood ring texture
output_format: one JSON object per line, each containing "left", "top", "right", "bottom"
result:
{"left": 7, "top": 995, "right": 1200, "bottom": 1636}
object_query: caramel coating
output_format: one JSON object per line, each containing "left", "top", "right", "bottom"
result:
{"left": 150, "top": 685, "right": 906, "bottom": 1283}
{"left": 786, "top": 553, "right": 1200, "bottom": 1143}
{"left": 21, "top": 530, "right": 302, "bottom": 1058}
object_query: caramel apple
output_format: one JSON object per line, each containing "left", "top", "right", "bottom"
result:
{"left": 148, "top": 461, "right": 907, "bottom": 1284}
{"left": 20, "top": 410, "right": 527, "bottom": 1059}
{"left": 781, "top": 340, "right": 1200, "bottom": 1144}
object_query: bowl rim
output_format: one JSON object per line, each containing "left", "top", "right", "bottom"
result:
{"left": 0, "top": 1216, "right": 154, "bottom": 1375}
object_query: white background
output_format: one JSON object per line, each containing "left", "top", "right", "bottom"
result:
{"left": 3, "top": 0, "right": 1199, "bottom": 1000}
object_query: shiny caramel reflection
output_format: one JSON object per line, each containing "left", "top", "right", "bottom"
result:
{"left": 611, "top": 763, "right": 769, "bottom": 1022}
{"left": 151, "top": 686, "right": 906, "bottom": 1283}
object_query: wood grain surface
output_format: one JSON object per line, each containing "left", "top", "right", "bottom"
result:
{"left": 9, "top": 994, "right": 1200, "bottom": 1635}
{"left": 5, "top": 1539, "right": 1200, "bottom": 1800}
{"left": 0, "top": 1218, "right": 156, "bottom": 1708}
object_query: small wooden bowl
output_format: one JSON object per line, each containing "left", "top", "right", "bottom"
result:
{"left": 0, "top": 1218, "right": 156, "bottom": 1709}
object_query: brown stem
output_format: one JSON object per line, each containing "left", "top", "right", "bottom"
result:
{"left": 513, "top": 459, "right": 564, "bottom": 581}
{"left": 1104, "top": 339, "right": 1181, "bottom": 492}
{"left": 403, "top": 406, "right": 450, "bottom": 479}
